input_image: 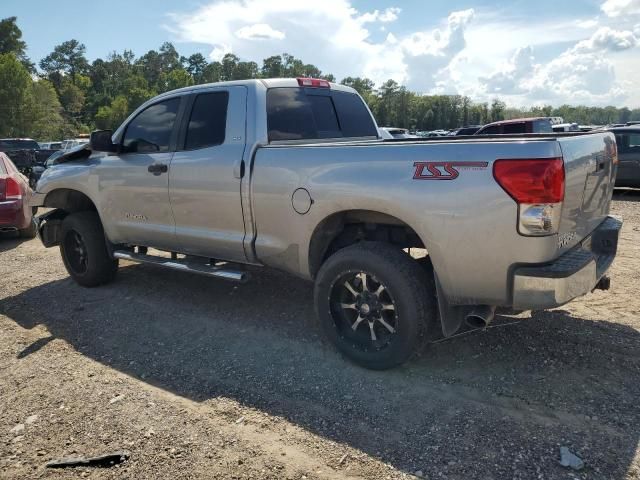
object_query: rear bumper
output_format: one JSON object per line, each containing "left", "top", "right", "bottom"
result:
{"left": 0, "top": 200, "right": 28, "bottom": 229}
{"left": 512, "top": 216, "right": 622, "bottom": 310}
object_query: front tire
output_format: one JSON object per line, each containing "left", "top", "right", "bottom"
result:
{"left": 314, "top": 242, "right": 437, "bottom": 370}
{"left": 60, "top": 212, "right": 118, "bottom": 287}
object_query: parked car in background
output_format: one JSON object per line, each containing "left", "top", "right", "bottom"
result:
{"left": 426, "top": 129, "right": 449, "bottom": 136}
{"left": 626, "top": 121, "right": 640, "bottom": 126}
{"left": 0, "top": 152, "right": 36, "bottom": 237}
{"left": 552, "top": 123, "right": 579, "bottom": 132}
{"left": 606, "top": 126, "right": 640, "bottom": 187}
{"left": 379, "top": 127, "right": 417, "bottom": 139}
{"left": 0, "top": 138, "right": 39, "bottom": 175}
{"left": 29, "top": 150, "right": 66, "bottom": 188}
{"left": 475, "top": 117, "right": 554, "bottom": 135}
{"left": 448, "top": 125, "right": 482, "bottom": 136}
{"left": 39, "top": 142, "right": 63, "bottom": 150}
{"left": 61, "top": 136, "right": 90, "bottom": 151}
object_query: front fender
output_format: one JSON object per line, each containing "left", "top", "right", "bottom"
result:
{"left": 35, "top": 209, "right": 67, "bottom": 247}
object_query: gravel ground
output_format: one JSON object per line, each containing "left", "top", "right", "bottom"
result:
{"left": 1, "top": 191, "right": 639, "bottom": 480}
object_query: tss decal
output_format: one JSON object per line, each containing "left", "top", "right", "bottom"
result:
{"left": 413, "top": 161, "right": 489, "bottom": 180}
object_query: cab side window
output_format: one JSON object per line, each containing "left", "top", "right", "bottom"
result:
{"left": 123, "top": 98, "right": 181, "bottom": 153}
{"left": 479, "top": 125, "right": 500, "bottom": 135}
{"left": 503, "top": 123, "right": 526, "bottom": 134}
{"left": 629, "top": 134, "right": 640, "bottom": 149}
{"left": 185, "top": 92, "right": 229, "bottom": 150}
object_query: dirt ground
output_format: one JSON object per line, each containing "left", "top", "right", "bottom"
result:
{"left": 1, "top": 191, "right": 639, "bottom": 480}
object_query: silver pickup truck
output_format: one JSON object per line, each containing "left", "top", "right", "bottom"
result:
{"left": 32, "top": 78, "right": 623, "bottom": 369}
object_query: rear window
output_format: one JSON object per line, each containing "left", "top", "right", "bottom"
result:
{"left": 533, "top": 120, "right": 553, "bottom": 133}
{"left": 503, "top": 123, "right": 526, "bottom": 134}
{"left": 0, "top": 139, "right": 40, "bottom": 150}
{"left": 266, "top": 88, "right": 377, "bottom": 141}
{"left": 0, "top": 155, "right": 6, "bottom": 174}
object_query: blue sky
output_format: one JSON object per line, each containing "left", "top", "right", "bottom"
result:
{"left": 5, "top": 0, "right": 640, "bottom": 107}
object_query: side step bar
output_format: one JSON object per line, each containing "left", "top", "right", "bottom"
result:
{"left": 113, "top": 250, "right": 249, "bottom": 283}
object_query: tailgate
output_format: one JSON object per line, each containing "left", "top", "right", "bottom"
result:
{"left": 556, "top": 132, "right": 617, "bottom": 253}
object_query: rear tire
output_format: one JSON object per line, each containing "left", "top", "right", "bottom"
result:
{"left": 314, "top": 242, "right": 437, "bottom": 370}
{"left": 60, "top": 212, "right": 118, "bottom": 287}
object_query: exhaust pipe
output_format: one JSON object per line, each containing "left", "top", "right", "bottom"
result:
{"left": 0, "top": 227, "right": 18, "bottom": 233}
{"left": 465, "top": 305, "right": 496, "bottom": 329}
{"left": 594, "top": 275, "right": 610, "bottom": 291}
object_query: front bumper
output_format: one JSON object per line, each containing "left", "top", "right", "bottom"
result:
{"left": 512, "top": 216, "right": 622, "bottom": 310}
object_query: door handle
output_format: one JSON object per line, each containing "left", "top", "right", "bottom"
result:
{"left": 148, "top": 163, "right": 168, "bottom": 175}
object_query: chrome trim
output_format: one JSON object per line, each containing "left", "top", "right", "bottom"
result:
{"left": 113, "top": 250, "right": 249, "bottom": 283}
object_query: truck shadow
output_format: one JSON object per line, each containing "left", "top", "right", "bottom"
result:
{"left": 1, "top": 263, "right": 639, "bottom": 478}
{"left": 613, "top": 188, "right": 640, "bottom": 201}
{"left": 0, "top": 232, "right": 30, "bottom": 252}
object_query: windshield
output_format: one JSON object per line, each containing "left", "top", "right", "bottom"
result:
{"left": 0, "top": 139, "right": 40, "bottom": 150}
{"left": 45, "top": 150, "right": 64, "bottom": 166}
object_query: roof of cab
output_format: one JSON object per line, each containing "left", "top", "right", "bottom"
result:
{"left": 483, "top": 117, "right": 549, "bottom": 127}
{"left": 153, "top": 78, "right": 356, "bottom": 101}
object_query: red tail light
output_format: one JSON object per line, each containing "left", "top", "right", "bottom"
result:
{"left": 0, "top": 177, "right": 22, "bottom": 201}
{"left": 493, "top": 158, "right": 565, "bottom": 204}
{"left": 297, "top": 77, "right": 330, "bottom": 88}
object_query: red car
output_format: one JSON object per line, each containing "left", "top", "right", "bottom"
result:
{"left": 0, "top": 152, "right": 36, "bottom": 238}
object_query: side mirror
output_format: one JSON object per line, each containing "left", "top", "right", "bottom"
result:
{"left": 90, "top": 130, "right": 116, "bottom": 152}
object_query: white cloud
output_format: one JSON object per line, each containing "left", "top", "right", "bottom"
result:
{"left": 573, "top": 26, "right": 637, "bottom": 51}
{"left": 480, "top": 46, "right": 536, "bottom": 94}
{"left": 601, "top": 0, "right": 640, "bottom": 17}
{"left": 477, "top": 26, "right": 639, "bottom": 105}
{"left": 168, "top": 1, "right": 472, "bottom": 91}
{"left": 166, "top": 0, "right": 639, "bottom": 107}
{"left": 358, "top": 7, "right": 401, "bottom": 24}
{"left": 235, "top": 23, "right": 285, "bottom": 40}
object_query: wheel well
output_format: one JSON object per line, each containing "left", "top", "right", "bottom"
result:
{"left": 308, "top": 210, "right": 426, "bottom": 278}
{"left": 43, "top": 189, "right": 98, "bottom": 214}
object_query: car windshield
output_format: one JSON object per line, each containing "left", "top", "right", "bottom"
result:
{"left": 45, "top": 151, "right": 64, "bottom": 166}
{"left": 0, "top": 139, "right": 40, "bottom": 150}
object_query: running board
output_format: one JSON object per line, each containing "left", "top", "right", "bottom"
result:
{"left": 113, "top": 250, "right": 249, "bottom": 283}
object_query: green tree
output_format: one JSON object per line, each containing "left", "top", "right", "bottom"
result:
{"left": 201, "top": 61, "right": 222, "bottom": 83}
{"left": 40, "top": 39, "right": 89, "bottom": 86}
{"left": 340, "top": 77, "right": 375, "bottom": 96}
{"left": 158, "top": 68, "right": 193, "bottom": 92}
{"left": 182, "top": 53, "right": 208, "bottom": 83}
{"left": 261, "top": 55, "right": 283, "bottom": 77}
{"left": 0, "top": 17, "right": 33, "bottom": 72}
{"left": 29, "top": 80, "right": 65, "bottom": 139}
{"left": 94, "top": 95, "right": 129, "bottom": 130}
{"left": 0, "top": 53, "right": 33, "bottom": 136}
{"left": 490, "top": 99, "right": 506, "bottom": 122}
{"left": 233, "top": 60, "right": 259, "bottom": 80}
{"left": 58, "top": 79, "right": 86, "bottom": 120}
